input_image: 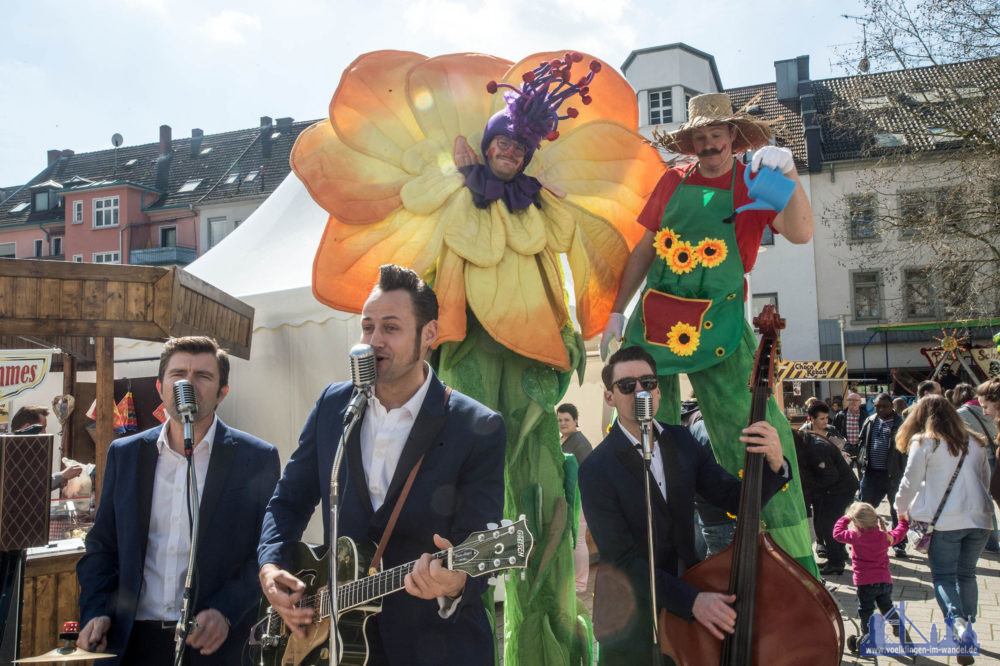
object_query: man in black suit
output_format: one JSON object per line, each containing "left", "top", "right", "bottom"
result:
{"left": 77, "top": 336, "right": 280, "bottom": 665}
{"left": 258, "top": 264, "right": 505, "bottom": 665}
{"left": 579, "top": 345, "right": 791, "bottom": 666}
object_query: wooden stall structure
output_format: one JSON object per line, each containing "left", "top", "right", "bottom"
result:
{"left": 0, "top": 257, "right": 254, "bottom": 660}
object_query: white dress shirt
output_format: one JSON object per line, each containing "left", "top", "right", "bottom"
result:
{"left": 135, "top": 416, "right": 216, "bottom": 621}
{"left": 617, "top": 420, "right": 667, "bottom": 500}
{"left": 360, "top": 366, "right": 433, "bottom": 511}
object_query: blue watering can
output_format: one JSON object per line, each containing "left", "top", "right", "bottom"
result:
{"left": 735, "top": 165, "right": 796, "bottom": 214}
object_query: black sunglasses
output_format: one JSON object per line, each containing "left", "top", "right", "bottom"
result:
{"left": 613, "top": 375, "right": 658, "bottom": 395}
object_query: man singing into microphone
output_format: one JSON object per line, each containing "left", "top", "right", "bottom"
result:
{"left": 579, "top": 346, "right": 790, "bottom": 666}
{"left": 77, "top": 336, "right": 280, "bottom": 665}
{"left": 258, "top": 264, "right": 506, "bottom": 665}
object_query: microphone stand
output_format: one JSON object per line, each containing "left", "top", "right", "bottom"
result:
{"left": 639, "top": 417, "right": 659, "bottom": 647}
{"left": 329, "top": 386, "right": 371, "bottom": 665}
{"left": 174, "top": 413, "right": 200, "bottom": 666}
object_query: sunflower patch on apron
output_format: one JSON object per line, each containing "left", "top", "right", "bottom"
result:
{"left": 625, "top": 161, "right": 746, "bottom": 375}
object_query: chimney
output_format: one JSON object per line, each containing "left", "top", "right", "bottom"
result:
{"left": 774, "top": 58, "right": 799, "bottom": 102}
{"left": 47, "top": 150, "right": 61, "bottom": 166}
{"left": 276, "top": 117, "right": 293, "bottom": 130}
{"left": 260, "top": 116, "right": 274, "bottom": 159}
{"left": 159, "top": 124, "right": 173, "bottom": 155}
{"left": 190, "top": 128, "right": 204, "bottom": 157}
{"left": 61, "top": 149, "right": 75, "bottom": 158}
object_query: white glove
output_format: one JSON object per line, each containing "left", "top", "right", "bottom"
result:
{"left": 600, "top": 313, "right": 625, "bottom": 361}
{"left": 751, "top": 146, "right": 795, "bottom": 175}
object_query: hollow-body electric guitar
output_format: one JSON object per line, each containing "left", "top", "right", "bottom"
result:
{"left": 248, "top": 517, "right": 534, "bottom": 666}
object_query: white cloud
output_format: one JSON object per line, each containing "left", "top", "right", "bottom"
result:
{"left": 201, "top": 10, "right": 263, "bottom": 45}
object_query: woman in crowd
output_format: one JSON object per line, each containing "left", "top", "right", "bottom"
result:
{"left": 955, "top": 382, "right": 999, "bottom": 551}
{"left": 977, "top": 378, "right": 1000, "bottom": 509}
{"left": 894, "top": 395, "right": 991, "bottom": 661}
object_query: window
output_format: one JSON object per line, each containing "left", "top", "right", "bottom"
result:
{"left": 92, "top": 251, "right": 120, "bottom": 264}
{"left": 178, "top": 179, "right": 203, "bottom": 193}
{"left": 243, "top": 170, "right": 258, "bottom": 183}
{"left": 52, "top": 237, "right": 62, "bottom": 256}
{"left": 940, "top": 267, "right": 973, "bottom": 318}
{"left": 898, "top": 190, "right": 927, "bottom": 238}
{"left": 760, "top": 226, "right": 775, "bottom": 246}
{"left": 72, "top": 254, "right": 83, "bottom": 263}
{"left": 0, "top": 242, "right": 14, "bottom": 259}
{"left": 200, "top": 147, "right": 213, "bottom": 155}
{"left": 33, "top": 239, "right": 43, "bottom": 257}
{"left": 649, "top": 89, "right": 672, "bottom": 125}
{"left": 160, "top": 226, "right": 177, "bottom": 248}
{"left": 72, "top": 200, "right": 83, "bottom": 223}
{"left": 125, "top": 158, "right": 138, "bottom": 167}
{"left": 10, "top": 202, "right": 28, "bottom": 213}
{"left": 851, "top": 271, "right": 882, "bottom": 321}
{"left": 932, "top": 187, "right": 962, "bottom": 229}
{"left": 903, "top": 268, "right": 934, "bottom": 318}
{"left": 751, "top": 293, "right": 778, "bottom": 320}
{"left": 33, "top": 191, "right": 51, "bottom": 211}
{"left": 684, "top": 92, "right": 693, "bottom": 119}
{"left": 208, "top": 216, "right": 230, "bottom": 248}
{"left": 874, "top": 132, "right": 907, "bottom": 147}
{"left": 225, "top": 173, "right": 239, "bottom": 185}
{"left": 847, "top": 194, "right": 877, "bottom": 239}
{"left": 93, "top": 196, "right": 119, "bottom": 228}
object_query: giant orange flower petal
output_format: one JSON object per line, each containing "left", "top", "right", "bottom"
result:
{"left": 533, "top": 120, "right": 664, "bottom": 251}
{"left": 494, "top": 52, "right": 638, "bottom": 134}
{"left": 465, "top": 248, "right": 570, "bottom": 370}
{"left": 329, "top": 50, "right": 427, "bottom": 165}
{"left": 559, "top": 194, "right": 632, "bottom": 339}
{"left": 433, "top": 247, "right": 468, "bottom": 346}
{"left": 407, "top": 53, "right": 512, "bottom": 150}
{"left": 290, "top": 122, "right": 408, "bottom": 225}
{"left": 312, "top": 208, "right": 446, "bottom": 313}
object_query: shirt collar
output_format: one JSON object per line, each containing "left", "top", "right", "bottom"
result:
{"left": 372, "top": 362, "right": 434, "bottom": 418}
{"left": 616, "top": 419, "right": 663, "bottom": 448}
{"left": 157, "top": 414, "right": 218, "bottom": 456}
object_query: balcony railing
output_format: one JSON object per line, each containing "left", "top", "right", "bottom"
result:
{"left": 129, "top": 244, "right": 197, "bottom": 266}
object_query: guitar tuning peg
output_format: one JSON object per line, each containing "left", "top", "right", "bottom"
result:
{"left": 520, "top": 570, "right": 526, "bottom": 581}
{"left": 518, "top": 513, "right": 527, "bottom": 521}
{"left": 486, "top": 522, "right": 498, "bottom": 530}
{"left": 487, "top": 576, "right": 497, "bottom": 586}
{"left": 500, "top": 519, "right": 512, "bottom": 527}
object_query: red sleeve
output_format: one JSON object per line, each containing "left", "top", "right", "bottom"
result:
{"left": 637, "top": 167, "right": 686, "bottom": 233}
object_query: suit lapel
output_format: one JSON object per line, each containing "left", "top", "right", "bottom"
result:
{"left": 136, "top": 431, "right": 159, "bottom": 562}
{"left": 657, "top": 427, "right": 697, "bottom": 568}
{"left": 346, "top": 410, "right": 375, "bottom": 521}
{"left": 196, "top": 420, "right": 236, "bottom": 546}
{"left": 611, "top": 424, "right": 669, "bottom": 517}
{"left": 380, "top": 377, "right": 446, "bottom": 514}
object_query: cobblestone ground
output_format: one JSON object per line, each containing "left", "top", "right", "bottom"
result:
{"left": 498, "top": 494, "right": 1000, "bottom": 665}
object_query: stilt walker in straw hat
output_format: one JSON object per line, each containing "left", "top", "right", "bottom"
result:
{"left": 600, "top": 92, "right": 820, "bottom": 576}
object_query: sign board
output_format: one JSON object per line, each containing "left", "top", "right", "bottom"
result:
{"left": 921, "top": 346, "right": 1000, "bottom": 379}
{"left": 776, "top": 360, "right": 847, "bottom": 382}
{"left": 0, "top": 351, "right": 52, "bottom": 402}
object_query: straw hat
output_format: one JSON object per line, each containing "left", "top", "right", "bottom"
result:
{"left": 651, "top": 92, "right": 776, "bottom": 155}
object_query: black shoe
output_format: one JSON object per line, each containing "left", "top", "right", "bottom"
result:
{"left": 819, "top": 562, "right": 845, "bottom": 576}
{"left": 893, "top": 547, "right": 908, "bottom": 558}
{"left": 816, "top": 545, "right": 828, "bottom": 558}
{"left": 847, "top": 635, "right": 859, "bottom": 654}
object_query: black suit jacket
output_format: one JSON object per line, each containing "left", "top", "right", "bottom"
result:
{"left": 77, "top": 419, "right": 280, "bottom": 665}
{"left": 579, "top": 421, "right": 789, "bottom": 652}
{"left": 258, "top": 371, "right": 506, "bottom": 665}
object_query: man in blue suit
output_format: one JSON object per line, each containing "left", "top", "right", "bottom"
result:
{"left": 258, "top": 264, "right": 506, "bottom": 666}
{"left": 77, "top": 336, "right": 280, "bottom": 665}
{"left": 579, "top": 346, "right": 791, "bottom": 666}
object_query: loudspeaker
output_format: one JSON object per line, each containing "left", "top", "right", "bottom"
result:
{"left": 0, "top": 435, "right": 52, "bottom": 551}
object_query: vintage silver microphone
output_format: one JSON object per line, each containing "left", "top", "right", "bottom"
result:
{"left": 634, "top": 389, "right": 658, "bottom": 645}
{"left": 173, "top": 379, "right": 198, "bottom": 455}
{"left": 344, "top": 344, "right": 377, "bottom": 425}
{"left": 635, "top": 390, "right": 654, "bottom": 461}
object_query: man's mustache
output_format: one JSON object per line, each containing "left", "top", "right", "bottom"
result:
{"left": 698, "top": 148, "right": 723, "bottom": 157}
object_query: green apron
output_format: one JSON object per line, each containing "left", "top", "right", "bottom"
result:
{"left": 624, "top": 161, "right": 745, "bottom": 375}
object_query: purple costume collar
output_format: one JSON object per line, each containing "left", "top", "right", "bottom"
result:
{"left": 460, "top": 165, "right": 541, "bottom": 212}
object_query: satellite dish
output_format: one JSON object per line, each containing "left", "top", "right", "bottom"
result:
{"left": 111, "top": 133, "right": 124, "bottom": 147}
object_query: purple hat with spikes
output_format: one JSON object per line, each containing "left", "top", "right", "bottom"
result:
{"left": 481, "top": 52, "right": 601, "bottom": 171}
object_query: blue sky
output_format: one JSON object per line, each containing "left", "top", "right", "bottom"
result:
{"left": 0, "top": 0, "right": 866, "bottom": 186}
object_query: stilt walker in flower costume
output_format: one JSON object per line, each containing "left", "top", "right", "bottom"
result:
{"left": 289, "top": 50, "right": 664, "bottom": 665}
{"left": 600, "top": 93, "right": 821, "bottom": 576}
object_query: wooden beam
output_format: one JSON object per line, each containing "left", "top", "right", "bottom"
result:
{"left": 60, "top": 354, "right": 75, "bottom": 460}
{"left": 94, "top": 337, "right": 114, "bottom": 506}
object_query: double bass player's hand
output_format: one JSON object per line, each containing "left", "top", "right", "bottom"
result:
{"left": 692, "top": 592, "right": 737, "bottom": 640}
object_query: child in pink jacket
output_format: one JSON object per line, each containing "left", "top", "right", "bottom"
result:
{"left": 833, "top": 501, "right": 910, "bottom": 650}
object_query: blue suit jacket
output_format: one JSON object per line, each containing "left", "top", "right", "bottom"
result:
{"left": 579, "top": 421, "right": 789, "bottom": 651}
{"left": 258, "top": 371, "right": 506, "bottom": 666}
{"left": 77, "top": 419, "right": 280, "bottom": 665}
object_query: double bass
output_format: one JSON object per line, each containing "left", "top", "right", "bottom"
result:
{"left": 658, "top": 306, "right": 844, "bottom": 665}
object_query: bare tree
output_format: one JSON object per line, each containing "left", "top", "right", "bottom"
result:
{"left": 822, "top": 0, "right": 1000, "bottom": 322}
